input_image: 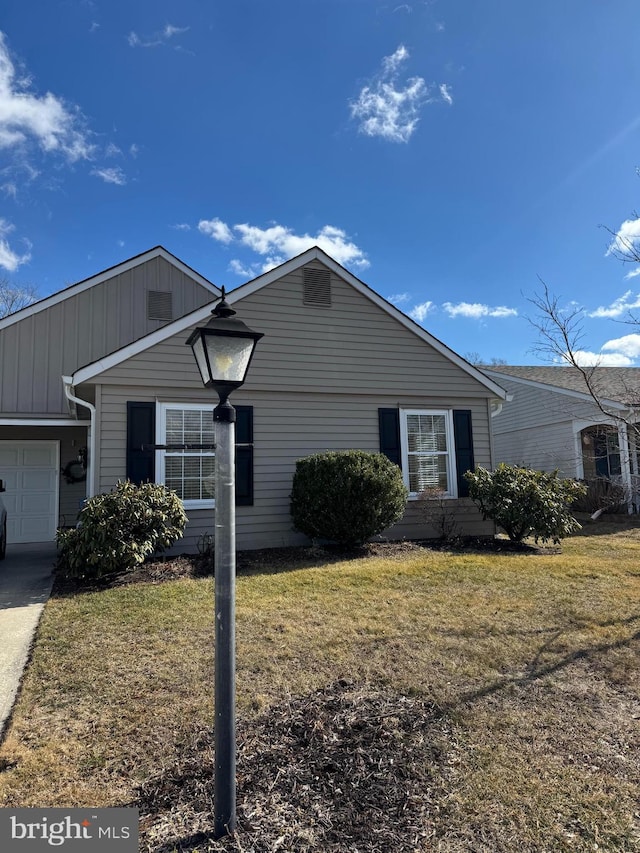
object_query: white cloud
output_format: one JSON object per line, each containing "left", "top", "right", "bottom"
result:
{"left": 562, "top": 349, "right": 635, "bottom": 367}
{"left": 606, "top": 217, "right": 640, "bottom": 259}
{"left": 105, "top": 142, "right": 122, "bottom": 157}
{"left": 128, "top": 24, "right": 189, "bottom": 49}
{"left": 350, "top": 45, "right": 432, "bottom": 143}
{"left": 624, "top": 267, "right": 640, "bottom": 280}
{"left": 588, "top": 290, "right": 640, "bottom": 318}
{"left": 199, "top": 218, "right": 369, "bottom": 271}
{"left": 601, "top": 333, "right": 640, "bottom": 358}
{"left": 170, "top": 223, "right": 191, "bottom": 231}
{"left": 129, "top": 143, "right": 139, "bottom": 158}
{"left": 410, "top": 301, "right": 433, "bottom": 322}
{"left": 164, "top": 25, "right": 188, "bottom": 39}
{"left": 387, "top": 292, "right": 410, "bottom": 305}
{"left": 0, "top": 31, "right": 93, "bottom": 162}
{"left": 0, "top": 218, "right": 31, "bottom": 271}
{"left": 91, "top": 166, "right": 126, "bottom": 185}
{"left": 439, "top": 83, "right": 453, "bottom": 105}
{"left": 198, "top": 217, "right": 233, "bottom": 244}
{"left": 229, "top": 259, "right": 258, "bottom": 278}
{"left": 443, "top": 301, "right": 517, "bottom": 319}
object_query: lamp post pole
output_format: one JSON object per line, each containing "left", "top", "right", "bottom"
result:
{"left": 213, "top": 397, "right": 236, "bottom": 838}
{"left": 185, "top": 289, "right": 263, "bottom": 841}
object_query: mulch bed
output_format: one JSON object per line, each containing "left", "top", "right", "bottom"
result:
{"left": 135, "top": 679, "right": 456, "bottom": 852}
{"left": 51, "top": 536, "right": 553, "bottom": 597}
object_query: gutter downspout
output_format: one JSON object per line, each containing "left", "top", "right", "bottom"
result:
{"left": 63, "top": 376, "right": 97, "bottom": 498}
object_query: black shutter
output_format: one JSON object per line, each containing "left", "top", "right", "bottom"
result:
{"left": 453, "top": 410, "right": 474, "bottom": 497}
{"left": 378, "top": 408, "right": 402, "bottom": 469}
{"left": 235, "top": 405, "right": 254, "bottom": 506}
{"left": 126, "top": 402, "right": 156, "bottom": 484}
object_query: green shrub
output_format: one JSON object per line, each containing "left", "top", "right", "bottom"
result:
{"left": 56, "top": 481, "right": 188, "bottom": 579}
{"left": 465, "top": 464, "right": 587, "bottom": 544}
{"left": 290, "top": 450, "right": 408, "bottom": 547}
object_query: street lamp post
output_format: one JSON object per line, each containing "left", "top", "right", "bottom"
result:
{"left": 186, "top": 289, "right": 263, "bottom": 839}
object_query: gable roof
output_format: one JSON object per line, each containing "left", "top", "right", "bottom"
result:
{"left": 484, "top": 365, "right": 640, "bottom": 409}
{"left": 70, "top": 245, "right": 508, "bottom": 398}
{"left": 0, "top": 245, "right": 220, "bottom": 331}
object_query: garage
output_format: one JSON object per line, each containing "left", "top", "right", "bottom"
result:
{"left": 0, "top": 442, "right": 59, "bottom": 543}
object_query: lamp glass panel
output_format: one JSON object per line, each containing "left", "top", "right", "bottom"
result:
{"left": 203, "top": 333, "right": 254, "bottom": 383}
{"left": 191, "top": 336, "right": 211, "bottom": 386}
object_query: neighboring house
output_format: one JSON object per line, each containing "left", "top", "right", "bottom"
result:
{"left": 0, "top": 245, "right": 508, "bottom": 550}
{"left": 485, "top": 365, "right": 640, "bottom": 510}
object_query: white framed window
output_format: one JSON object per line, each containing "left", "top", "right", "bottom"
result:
{"left": 157, "top": 403, "right": 215, "bottom": 508}
{"left": 399, "top": 409, "right": 457, "bottom": 498}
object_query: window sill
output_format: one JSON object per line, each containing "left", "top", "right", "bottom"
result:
{"left": 408, "top": 492, "right": 457, "bottom": 501}
{"left": 182, "top": 500, "right": 215, "bottom": 510}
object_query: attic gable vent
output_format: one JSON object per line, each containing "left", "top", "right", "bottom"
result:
{"left": 303, "top": 267, "right": 332, "bottom": 307}
{"left": 147, "top": 290, "right": 173, "bottom": 321}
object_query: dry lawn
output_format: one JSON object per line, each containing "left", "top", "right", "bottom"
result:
{"left": 0, "top": 519, "right": 639, "bottom": 852}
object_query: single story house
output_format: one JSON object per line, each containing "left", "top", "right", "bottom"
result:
{"left": 484, "top": 365, "right": 640, "bottom": 510}
{"left": 0, "top": 245, "right": 508, "bottom": 550}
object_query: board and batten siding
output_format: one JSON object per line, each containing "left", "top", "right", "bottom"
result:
{"left": 0, "top": 256, "right": 215, "bottom": 416}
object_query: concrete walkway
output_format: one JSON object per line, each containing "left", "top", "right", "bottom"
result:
{"left": 0, "top": 543, "right": 56, "bottom": 741}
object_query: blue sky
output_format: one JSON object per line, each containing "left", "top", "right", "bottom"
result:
{"left": 2, "top": 0, "right": 640, "bottom": 365}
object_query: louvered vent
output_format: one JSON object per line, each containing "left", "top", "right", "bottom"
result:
{"left": 147, "top": 290, "right": 173, "bottom": 321}
{"left": 303, "top": 267, "right": 332, "bottom": 307}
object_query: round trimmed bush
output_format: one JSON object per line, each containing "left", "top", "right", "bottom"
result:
{"left": 56, "top": 480, "right": 188, "bottom": 580}
{"left": 290, "top": 450, "right": 408, "bottom": 547}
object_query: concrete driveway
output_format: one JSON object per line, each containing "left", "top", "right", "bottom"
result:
{"left": 0, "top": 543, "right": 56, "bottom": 741}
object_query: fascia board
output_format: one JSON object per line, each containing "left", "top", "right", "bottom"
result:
{"left": 0, "top": 246, "right": 220, "bottom": 331}
{"left": 0, "top": 418, "right": 81, "bottom": 425}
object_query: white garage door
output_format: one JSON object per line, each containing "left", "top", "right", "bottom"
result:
{"left": 0, "top": 441, "right": 59, "bottom": 543}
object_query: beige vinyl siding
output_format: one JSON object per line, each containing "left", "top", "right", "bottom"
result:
{"left": 92, "top": 263, "right": 494, "bottom": 399}
{"left": 0, "top": 256, "right": 215, "bottom": 416}
{"left": 97, "top": 385, "right": 493, "bottom": 551}
{"left": 0, "top": 425, "right": 88, "bottom": 526}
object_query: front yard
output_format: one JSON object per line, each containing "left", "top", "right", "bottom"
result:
{"left": 0, "top": 521, "right": 639, "bottom": 852}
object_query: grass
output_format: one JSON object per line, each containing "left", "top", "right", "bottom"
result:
{"left": 0, "top": 520, "right": 639, "bottom": 851}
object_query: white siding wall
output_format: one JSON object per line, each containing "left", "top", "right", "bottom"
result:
{"left": 492, "top": 376, "right": 614, "bottom": 477}
{"left": 494, "top": 376, "right": 608, "bottom": 434}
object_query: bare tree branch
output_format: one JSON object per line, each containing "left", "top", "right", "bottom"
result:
{"left": 527, "top": 282, "right": 627, "bottom": 424}
{"left": 0, "top": 278, "right": 38, "bottom": 319}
